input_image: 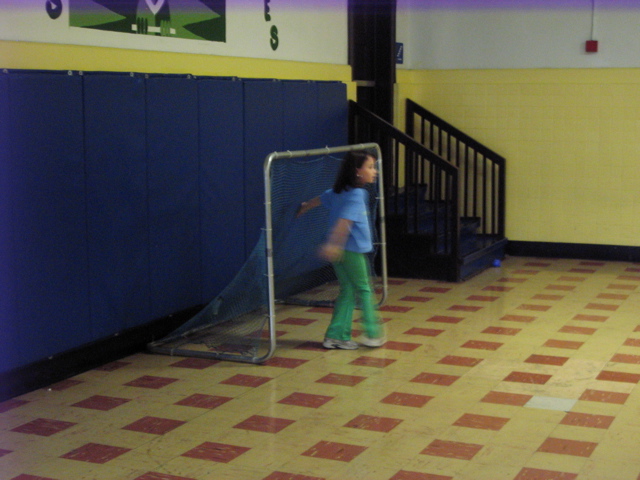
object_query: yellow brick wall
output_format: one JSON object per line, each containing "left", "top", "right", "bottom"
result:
{"left": 396, "top": 69, "right": 640, "bottom": 246}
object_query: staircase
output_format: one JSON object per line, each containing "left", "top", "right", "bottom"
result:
{"left": 349, "top": 99, "right": 507, "bottom": 282}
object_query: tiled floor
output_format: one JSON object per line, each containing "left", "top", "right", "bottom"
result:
{"left": 2, "top": 256, "right": 640, "bottom": 479}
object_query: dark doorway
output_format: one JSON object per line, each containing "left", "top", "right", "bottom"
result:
{"left": 348, "top": 0, "right": 397, "bottom": 123}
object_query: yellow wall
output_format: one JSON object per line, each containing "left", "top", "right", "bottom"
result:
{"left": 0, "top": 40, "right": 355, "bottom": 99}
{"left": 396, "top": 69, "right": 640, "bottom": 247}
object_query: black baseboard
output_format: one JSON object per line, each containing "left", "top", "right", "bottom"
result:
{"left": 0, "top": 305, "right": 203, "bottom": 402}
{"left": 507, "top": 241, "right": 640, "bottom": 263}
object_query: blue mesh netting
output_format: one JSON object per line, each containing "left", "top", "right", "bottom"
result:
{"left": 148, "top": 154, "right": 380, "bottom": 360}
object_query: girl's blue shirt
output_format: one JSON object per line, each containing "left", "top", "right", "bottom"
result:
{"left": 320, "top": 187, "right": 372, "bottom": 253}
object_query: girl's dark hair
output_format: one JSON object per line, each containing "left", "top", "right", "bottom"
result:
{"left": 333, "top": 150, "right": 375, "bottom": 193}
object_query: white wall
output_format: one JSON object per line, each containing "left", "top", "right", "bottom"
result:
{"left": 0, "top": 0, "right": 348, "bottom": 65}
{"left": 397, "top": 0, "right": 640, "bottom": 69}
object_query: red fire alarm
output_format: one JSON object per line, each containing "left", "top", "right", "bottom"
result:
{"left": 585, "top": 40, "right": 598, "bottom": 53}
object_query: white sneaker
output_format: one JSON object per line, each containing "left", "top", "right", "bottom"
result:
{"left": 323, "top": 338, "right": 359, "bottom": 350}
{"left": 358, "top": 336, "right": 386, "bottom": 347}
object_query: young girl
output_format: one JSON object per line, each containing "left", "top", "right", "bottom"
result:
{"left": 297, "top": 150, "right": 385, "bottom": 349}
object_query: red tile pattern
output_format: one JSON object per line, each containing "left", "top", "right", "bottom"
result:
{"left": 380, "top": 305, "right": 414, "bottom": 313}
{"left": 278, "top": 317, "right": 317, "bottom": 326}
{"left": 610, "top": 353, "right": 640, "bottom": 365}
{"left": 12, "top": 475, "right": 59, "bottom": 480}
{"left": 466, "top": 295, "right": 498, "bottom": 302}
{"left": 585, "top": 303, "right": 618, "bottom": 311}
{"left": 344, "top": 414, "right": 403, "bottom": 432}
{"left": 483, "top": 285, "right": 513, "bottom": 292}
{"left": 544, "top": 339, "right": 583, "bottom": 350}
{"left": 448, "top": 305, "right": 483, "bottom": 312}
{"left": 174, "top": 394, "right": 233, "bottom": 409}
{"left": 437, "top": 355, "right": 483, "bottom": 367}
{"left": 316, "top": 373, "right": 367, "bottom": 387}
{"left": 596, "top": 370, "right": 640, "bottom": 383}
{"left": 72, "top": 395, "right": 130, "bottom": 411}
{"left": 532, "top": 294, "right": 564, "bottom": 301}
{"left": 537, "top": 437, "right": 597, "bottom": 457}
{"left": 0, "top": 399, "right": 29, "bottom": 413}
{"left": 350, "top": 356, "right": 396, "bottom": 368}
{"left": 481, "top": 391, "right": 532, "bottom": 406}
{"left": 560, "top": 412, "right": 614, "bottom": 429}
{"left": 401, "top": 296, "right": 433, "bottom": 303}
{"left": 61, "top": 443, "right": 131, "bottom": 464}
{"left": 461, "top": 340, "right": 503, "bottom": 350}
{"left": 278, "top": 392, "right": 334, "bottom": 408}
{"left": 404, "top": 327, "right": 444, "bottom": 337}
{"left": 263, "top": 472, "right": 324, "bottom": 480}
{"left": 11, "top": 418, "right": 76, "bottom": 437}
{"left": 514, "top": 467, "right": 578, "bottom": 479}
{"left": 546, "top": 285, "right": 575, "bottom": 291}
{"left": 301, "top": 441, "right": 367, "bottom": 462}
{"left": 234, "top": 415, "right": 295, "bottom": 434}
{"left": 559, "top": 325, "right": 596, "bottom": 335}
{"left": 573, "top": 314, "right": 608, "bottom": 322}
{"left": 134, "top": 473, "right": 197, "bottom": 480}
{"left": 220, "top": 374, "right": 272, "bottom": 387}
{"left": 94, "top": 361, "right": 130, "bottom": 372}
{"left": 170, "top": 358, "right": 219, "bottom": 369}
{"left": 482, "top": 326, "right": 521, "bottom": 335}
{"left": 427, "top": 315, "right": 464, "bottom": 324}
{"left": 7, "top": 258, "right": 640, "bottom": 480}
{"left": 518, "top": 304, "right": 551, "bottom": 312}
{"left": 124, "top": 376, "right": 179, "bottom": 389}
{"left": 411, "top": 373, "right": 460, "bottom": 386}
{"left": 421, "top": 439, "right": 483, "bottom": 460}
{"left": 383, "top": 341, "right": 422, "bottom": 351}
{"left": 264, "top": 357, "right": 309, "bottom": 368}
{"left": 181, "top": 442, "right": 250, "bottom": 463}
{"left": 504, "top": 371, "right": 552, "bottom": 385}
{"left": 122, "top": 417, "right": 186, "bottom": 435}
{"left": 381, "top": 392, "right": 433, "bottom": 408}
{"left": 47, "top": 379, "right": 84, "bottom": 391}
{"left": 579, "top": 389, "right": 629, "bottom": 404}
{"left": 501, "top": 314, "right": 536, "bottom": 323}
{"left": 391, "top": 473, "right": 453, "bottom": 480}
{"left": 420, "top": 286, "right": 451, "bottom": 293}
{"left": 525, "top": 354, "right": 569, "bottom": 366}
{"left": 453, "top": 413, "right": 509, "bottom": 431}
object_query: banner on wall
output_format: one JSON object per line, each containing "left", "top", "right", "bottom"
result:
{"left": 0, "top": 0, "right": 347, "bottom": 64}
{"left": 68, "top": 0, "right": 226, "bottom": 42}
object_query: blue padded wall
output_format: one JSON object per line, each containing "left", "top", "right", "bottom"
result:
{"left": 317, "top": 81, "right": 348, "bottom": 147}
{"left": 0, "top": 71, "right": 348, "bottom": 375}
{"left": 282, "top": 80, "right": 320, "bottom": 151}
{"left": 243, "top": 79, "right": 284, "bottom": 258}
{"left": 0, "top": 74, "right": 8, "bottom": 369}
{"left": 198, "top": 78, "right": 245, "bottom": 303}
{"left": 83, "top": 73, "right": 150, "bottom": 336}
{"left": 0, "top": 71, "right": 90, "bottom": 371}
{"left": 146, "top": 75, "right": 201, "bottom": 318}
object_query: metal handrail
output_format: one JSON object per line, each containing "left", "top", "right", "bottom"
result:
{"left": 406, "top": 99, "right": 506, "bottom": 239}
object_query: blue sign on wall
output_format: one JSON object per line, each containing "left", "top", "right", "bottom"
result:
{"left": 396, "top": 42, "right": 404, "bottom": 64}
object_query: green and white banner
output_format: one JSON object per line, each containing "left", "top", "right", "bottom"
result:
{"left": 0, "top": 0, "right": 347, "bottom": 64}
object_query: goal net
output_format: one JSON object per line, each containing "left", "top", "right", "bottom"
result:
{"left": 148, "top": 143, "right": 387, "bottom": 363}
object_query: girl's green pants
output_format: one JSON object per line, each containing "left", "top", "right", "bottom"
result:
{"left": 325, "top": 250, "right": 382, "bottom": 341}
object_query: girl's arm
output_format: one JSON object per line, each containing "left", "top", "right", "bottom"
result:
{"left": 319, "top": 217, "right": 352, "bottom": 262}
{"left": 296, "top": 196, "right": 321, "bottom": 217}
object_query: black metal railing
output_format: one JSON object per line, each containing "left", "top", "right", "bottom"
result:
{"left": 406, "top": 99, "right": 506, "bottom": 239}
{"left": 349, "top": 100, "right": 460, "bottom": 257}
